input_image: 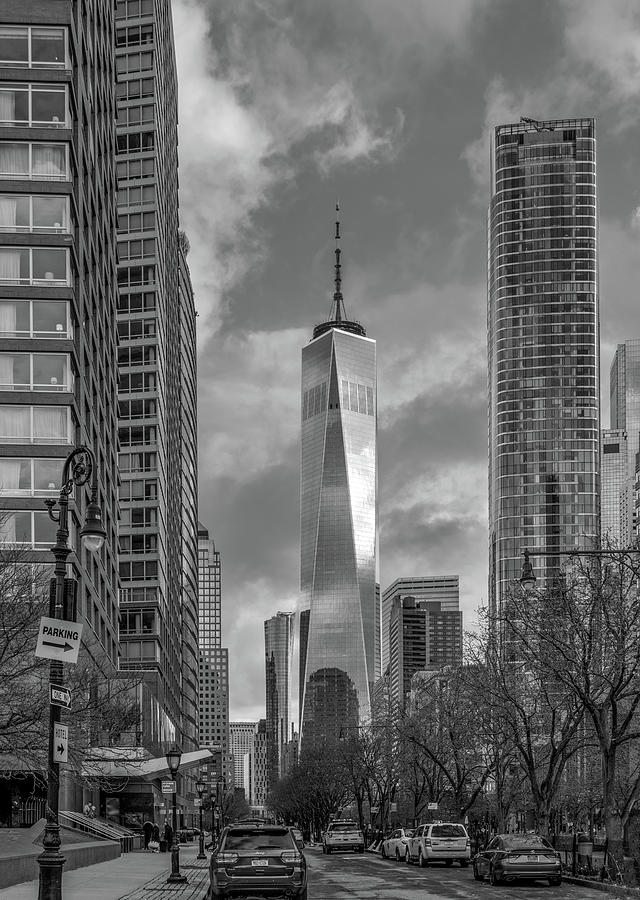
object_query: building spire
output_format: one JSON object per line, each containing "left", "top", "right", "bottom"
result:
{"left": 333, "top": 202, "right": 344, "bottom": 322}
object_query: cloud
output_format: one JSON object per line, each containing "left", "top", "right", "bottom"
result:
{"left": 172, "top": 0, "right": 406, "bottom": 343}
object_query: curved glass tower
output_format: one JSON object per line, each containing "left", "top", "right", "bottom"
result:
{"left": 298, "top": 211, "right": 378, "bottom": 748}
{"left": 488, "top": 118, "right": 599, "bottom": 615}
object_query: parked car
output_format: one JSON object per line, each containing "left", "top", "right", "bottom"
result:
{"left": 322, "top": 821, "right": 365, "bottom": 853}
{"left": 208, "top": 822, "right": 307, "bottom": 900}
{"left": 381, "top": 828, "right": 414, "bottom": 861}
{"left": 406, "top": 821, "right": 471, "bottom": 867}
{"left": 473, "top": 833, "right": 562, "bottom": 886}
{"left": 291, "top": 827, "right": 305, "bottom": 849}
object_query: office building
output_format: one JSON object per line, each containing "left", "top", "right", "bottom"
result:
{"left": 601, "top": 429, "right": 628, "bottom": 545}
{"left": 298, "top": 211, "right": 378, "bottom": 748}
{"left": 198, "top": 523, "right": 230, "bottom": 781}
{"left": 230, "top": 721, "right": 257, "bottom": 795}
{"left": 609, "top": 340, "right": 640, "bottom": 543}
{"left": 0, "top": 3, "right": 121, "bottom": 812}
{"left": 388, "top": 596, "right": 462, "bottom": 710}
{"left": 264, "top": 611, "right": 294, "bottom": 790}
{"left": 381, "top": 576, "right": 459, "bottom": 675}
{"left": 115, "top": 0, "right": 199, "bottom": 753}
{"left": 251, "top": 719, "right": 268, "bottom": 809}
{"left": 488, "top": 117, "right": 599, "bottom": 614}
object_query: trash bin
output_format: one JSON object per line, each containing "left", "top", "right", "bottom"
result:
{"left": 159, "top": 840, "right": 168, "bottom": 853}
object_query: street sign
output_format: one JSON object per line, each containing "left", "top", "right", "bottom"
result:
{"left": 194, "top": 798, "right": 202, "bottom": 807}
{"left": 36, "top": 617, "right": 83, "bottom": 664}
{"left": 427, "top": 802, "right": 438, "bottom": 810}
{"left": 53, "top": 724, "right": 68, "bottom": 763}
{"left": 162, "top": 780, "right": 176, "bottom": 794}
{"left": 50, "top": 683, "right": 71, "bottom": 709}
{"left": 371, "top": 806, "right": 379, "bottom": 814}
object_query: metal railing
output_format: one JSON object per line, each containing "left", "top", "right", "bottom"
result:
{"left": 59, "top": 811, "right": 142, "bottom": 852}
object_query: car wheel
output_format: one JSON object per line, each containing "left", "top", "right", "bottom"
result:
{"left": 549, "top": 876, "right": 562, "bottom": 887}
{"left": 473, "top": 861, "right": 482, "bottom": 881}
{"left": 405, "top": 848, "right": 411, "bottom": 864}
{"left": 445, "top": 859, "right": 453, "bottom": 867}
{"left": 460, "top": 859, "right": 469, "bottom": 868}
{"left": 418, "top": 850, "right": 428, "bottom": 868}
{"left": 489, "top": 865, "right": 501, "bottom": 886}
{"left": 395, "top": 848, "right": 401, "bottom": 862}
{"left": 326, "top": 845, "right": 331, "bottom": 854}
{"left": 322, "top": 844, "right": 326, "bottom": 854}
{"left": 381, "top": 845, "right": 387, "bottom": 858}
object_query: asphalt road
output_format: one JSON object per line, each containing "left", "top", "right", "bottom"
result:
{"left": 304, "top": 846, "right": 620, "bottom": 899}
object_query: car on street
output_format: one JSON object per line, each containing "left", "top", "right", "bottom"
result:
{"left": 472, "top": 832, "right": 562, "bottom": 886}
{"left": 291, "top": 827, "right": 305, "bottom": 849}
{"left": 322, "top": 820, "right": 365, "bottom": 853}
{"left": 208, "top": 821, "right": 307, "bottom": 899}
{"left": 406, "top": 821, "right": 471, "bottom": 867}
{"left": 381, "top": 828, "right": 415, "bottom": 861}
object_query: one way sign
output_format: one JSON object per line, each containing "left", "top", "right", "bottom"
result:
{"left": 35, "top": 617, "right": 83, "bottom": 664}
{"left": 53, "top": 723, "right": 68, "bottom": 763}
{"left": 50, "top": 683, "right": 71, "bottom": 710}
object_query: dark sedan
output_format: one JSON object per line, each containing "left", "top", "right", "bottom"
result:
{"left": 473, "top": 833, "right": 562, "bottom": 886}
{"left": 208, "top": 822, "right": 307, "bottom": 899}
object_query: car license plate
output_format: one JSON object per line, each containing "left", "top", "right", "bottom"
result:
{"left": 252, "top": 859, "right": 268, "bottom": 866}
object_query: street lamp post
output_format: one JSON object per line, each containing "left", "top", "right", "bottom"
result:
{"left": 520, "top": 547, "right": 638, "bottom": 587}
{"left": 196, "top": 779, "right": 206, "bottom": 859}
{"left": 165, "top": 744, "right": 187, "bottom": 884}
{"left": 38, "top": 446, "right": 106, "bottom": 900}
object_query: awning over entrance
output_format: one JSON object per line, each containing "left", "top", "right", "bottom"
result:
{"left": 82, "top": 748, "right": 213, "bottom": 781}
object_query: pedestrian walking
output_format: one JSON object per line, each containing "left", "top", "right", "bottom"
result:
{"left": 143, "top": 820, "right": 154, "bottom": 849}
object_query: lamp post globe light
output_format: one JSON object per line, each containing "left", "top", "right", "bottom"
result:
{"left": 38, "top": 446, "right": 105, "bottom": 900}
{"left": 165, "top": 744, "right": 187, "bottom": 884}
{"left": 196, "top": 779, "right": 207, "bottom": 859}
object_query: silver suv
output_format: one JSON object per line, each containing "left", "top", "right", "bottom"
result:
{"left": 323, "top": 821, "right": 365, "bottom": 854}
{"left": 406, "top": 821, "right": 470, "bottom": 867}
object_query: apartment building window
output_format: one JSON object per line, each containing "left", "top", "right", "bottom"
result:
{"left": 0, "top": 27, "right": 67, "bottom": 69}
{"left": 0, "top": 299, "right": 70, "bottom": 338}
{"left": 0, "top": 457, "right": 62, "bottom": 494}
{"left": 0, "top": 352, "right": 72, "bottom": 391}
{"left": 0, "top": 142, "right": 68, "bottom": 180}
{"left": 0, "top": 404, "right": 71, "bottom": 443}
{"left": 0, "top": 247, "right": 69, "bottom": 285}
{"left": 0, "top": 194, "right": 69, "bottom": 233}
{"left": 0, "top": 83, "right": 68, "bottom": 127}
{"left": 0, "top": 509, "right": 59, "bottom": 546}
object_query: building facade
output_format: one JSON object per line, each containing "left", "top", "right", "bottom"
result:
{"left": 264, "top": 611, "right": 293, "bottom": 790}
{"left": 601, "top": 429, "right": 628, "bottom": 545}
{"left": 388, "top": 596, "right": 463, "bottom": 710}
{"left": 298, "top": 217, "right": 378, "bottom": 748}
{"left": 609, "top": 340, "right": 640, "bottom": 544}
{"left": 381, "top": 576, "right": 459, "bottom": 675}
{"left": 198, "top": 522, "right": 230, "bottom": 782}
{"left": 229, "top": 721, "right": 257, "bottom": 795}
{"left": 115, "top": 0, "right": 199, "bottom": 754}
{"left": 0, "top": 1, "right": 121, "bottom": 813}
{"left": 488, "top": 117, "right": 599, "bottom": 613}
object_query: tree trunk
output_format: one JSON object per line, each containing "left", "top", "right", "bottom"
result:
{"left": 604, "top": 811, "right": 624, "bottom": 880}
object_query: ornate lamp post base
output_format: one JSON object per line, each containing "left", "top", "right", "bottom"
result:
{"left": 38, "top": 820, "right": 66, "bottom": 900}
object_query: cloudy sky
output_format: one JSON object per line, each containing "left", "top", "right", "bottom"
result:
{"left": 170, "top": 0, "right": 640, "bottom": 721}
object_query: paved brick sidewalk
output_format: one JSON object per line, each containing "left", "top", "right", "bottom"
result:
{"left": 0, "top": 844, "right": 209, "bottom": 900}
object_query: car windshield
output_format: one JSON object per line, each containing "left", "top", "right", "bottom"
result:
{"left": 502, "top": 835, "right": 552, "bottom": 850}
{"left": 330, "top": 823, "right": 358, "bottom": 832}
{"left": 224, "top": 829, "right": 293, "bottom": 851}
{"left": 431, "top": 825, "right": 466, "bottom": 838}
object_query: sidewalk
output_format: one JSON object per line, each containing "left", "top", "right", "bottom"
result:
{"left": 0, "top": 842, "right": 209, "bottom": 900}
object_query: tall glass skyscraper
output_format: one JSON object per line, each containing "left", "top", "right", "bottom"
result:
{"left": 264, "top": 611, "right": 294, "bottom": 789}
{"left": 488, "top": 118, "right": 599, "bottom": 614}
{"left": 298, "top": 212, "right": 378, "bottom": 748}
{"left": 609, "top": 340, "right": 640, "bottom": 543}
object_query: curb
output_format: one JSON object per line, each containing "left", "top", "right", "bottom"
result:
{"left": 562, "top": 875, "right": 640, "bottom": 897}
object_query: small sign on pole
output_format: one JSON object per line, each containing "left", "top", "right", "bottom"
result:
{"left": 162, "top": 780, "right": 177, "bottom": 794}
{"left": 36, "top": 617, "right": 83, "bottom": 664}
{"left": 427, "top": 802, "right": 438, "bottom": 810}
{"left": 50, "top": 683, "right": 71, "bottom": 709}
{"left": 53, "top": 723, "right": 68, "bottom": 763}
{"left": 194, "top": 798, "right": 202, "bottom": 807}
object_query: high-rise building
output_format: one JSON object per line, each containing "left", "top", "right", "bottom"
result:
{"left": 601, "top": 429, "right": 628, "bottom": 545}
{"left": 298, "top": 210, "right": 378, "bottom": 748}
{"left": 251, "top": 719, "right": 268, "bottom": 809}
{"left": 229, "top": 721, "right": 257, "bottom": 795}
{"left": 381, "top": 576, "right": 459, "bottom": 675}
{"left": 488, "top": 117, "right": 599, "bottom": 612}
{"left": 388, "top": 596, "right": 463, "bottom": 710}
{"left": 115, "top": 0, "right": 199, "bottom": 753}
{"left": 609, "top": 340, "right": 640, "bottom": 542}
{"left": 198, "top": 522, "right": 230, "bottom": 781}
{"left": 264, "top": 611, "right": 294, "bottom": 790}
{"left": 0, "top": 3, "right": 121, "bottom": 808}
